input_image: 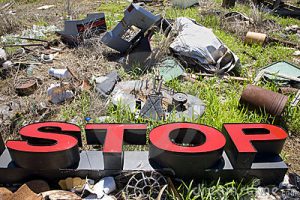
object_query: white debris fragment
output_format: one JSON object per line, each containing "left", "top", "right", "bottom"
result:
{"left": 1, "top": 25, "right": 59, "bottom": 44}
{"left": 112, "top": 91, "right": 136, "bottom": 113}
{"left": 37, "top": 5, "right": 55, "bottom": 10}
{"left": 0, "top": 48, "right": 7, "bottom": 63}
{"left": 41, "top": 54, "right": 55, "bottom": 63}
{"left": 279, "top": 175, "right": 293, "bottom": 189}
{"left": 48, "top": 68, "right": 71, "bottom": 79}
{"left": 84, "top": 177, "right": 116, "bottom": 199}
{"left": 293, "top": 51, "right": 300, "bottom": 56}
{"left": 255, "top": 187, "right": 276, "bottom": 200}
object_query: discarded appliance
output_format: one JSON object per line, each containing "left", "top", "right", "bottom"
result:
{"left": 240, "top": 85, "right": 288, "bottom": 116}
{"left": 15, "top": 78, "right": 38, "bottom": 96}
{"left": 170, "top": 17, "right": 240, "bottom": 74}
{"left": 158, "top": 57, "right": 185, "bottom": 82}
{"left": 254, "top": 61, "right": 300, "bottom": 88}
{"left": 47, "top": 83, "right": 74, "bottom": 104}
{"left": 101, "top": 3, "right": 161, "bottom": 53}
{"left": 95, "top": 71, "right": 121, "bottom": 97}
{"left": 57, "top": 13, "right": 106, "bottom": 46}
{"left": 49, "top": 68, "right": 72, "bottom": 79}
{"left": 171, "top": 0, "right": 199, "bottom": 8}
{"left": 111, "top": 76, "right": 206, "bottom": 120}
{"left": 124, "top": 171, "right": 167, "bottom": 200}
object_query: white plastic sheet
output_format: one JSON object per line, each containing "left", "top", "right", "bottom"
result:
{"left": 170, "top": 17, "right": 240, "bottom": 74}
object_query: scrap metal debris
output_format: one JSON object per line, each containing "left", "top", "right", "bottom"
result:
{"left": 254, "top": 61, "right": 300, "bottom": 88}
{"left": 111, "top": 77, "right": 205, "bottom": 120}
{"left": 240, "top": 85, "right": 288, "bottom": 116}
{"left": 101, "top": 3, "right": 161, "bottom": 54}
{"left": 170, "top": 17, "right": 240, "bottom": 74}
{"left": 15, "top": 78, "right": 38, "bottom": 96}
{"left": 124, "top": 171, "right": 167, "bottom": 200}
{"left": 158, "top": 57, "right": 185, "bottom": 82}
{"left": 57, "top": 13, "right": 107, "bottom": 46}
{"left": 291, "top": 90, "right": 300, "bottom": 107}
{"left": 95, "top": 71, "right": 121, "bottom": 97}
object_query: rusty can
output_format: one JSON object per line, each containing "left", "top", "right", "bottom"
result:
{"left": 240, "top": 85, "right": 288, "bottom": 116}
{"left": 15, "top": 78, "right": 38, "bottom": 96}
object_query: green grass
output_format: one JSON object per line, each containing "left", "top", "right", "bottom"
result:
{"left": 169, "top": 179, "right": 258, "bottom": 200}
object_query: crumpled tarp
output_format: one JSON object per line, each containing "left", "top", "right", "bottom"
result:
{"left": 170, "top": 17, "right": 240, "bottom": 74}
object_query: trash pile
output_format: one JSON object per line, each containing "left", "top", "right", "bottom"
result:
{"left": 0, "top": 171, "right": 169, "bottom": 200}
{"left": 0, "top": 0, "right": 299, "bottom": 199}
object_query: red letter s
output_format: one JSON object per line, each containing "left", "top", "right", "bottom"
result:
{"left": 6, "top": 122, "right": 81, "bottom": 170}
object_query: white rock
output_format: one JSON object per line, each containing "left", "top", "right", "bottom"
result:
{"left": 49, "top": 68, "right": 71, "bottom": 79}
{"left": 2, "top": 61, "right": 13, "bottom": 69}
{"left": 0, "top": 48, "right": 7, "bottom": 62}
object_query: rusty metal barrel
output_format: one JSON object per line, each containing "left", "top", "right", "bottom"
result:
{"left": 240, "top": 85, "right": 288, "bottom": 116}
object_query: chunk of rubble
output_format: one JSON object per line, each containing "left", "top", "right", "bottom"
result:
{"left": 58, "top": 177, "right": 86, "bottom": 192}
{"left": 11, "top": 184, "right": 42, "bottom": 200}
{"left": 49, "top": 68, "right": 72, "bottom": 79}
{"left": 95, "top": 71, "right": 120, "bottom": 97}
{"left": 47, "top": 83, "right": 74, "bottom": 104}
{"left": 0, "top": 187, "right": 12, "bottom": 200}
{"left": 41, "top": 190, "right": 81, "bottom": 200}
